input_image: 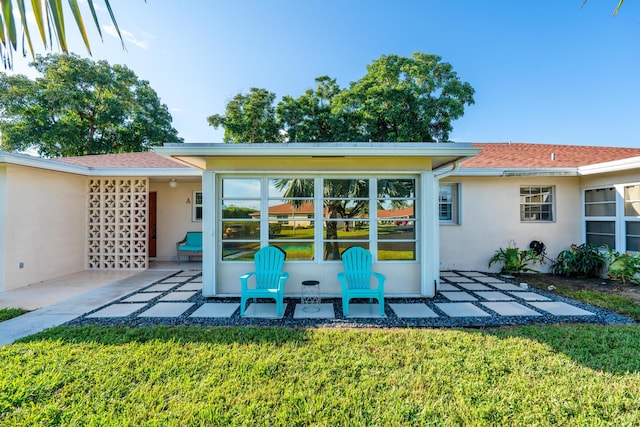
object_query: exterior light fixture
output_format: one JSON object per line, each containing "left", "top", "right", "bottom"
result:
{"left": 169, "top": 178, "right": 178, "bottom": 188}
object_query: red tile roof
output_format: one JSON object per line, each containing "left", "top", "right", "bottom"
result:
{"left": 52, "top": 151, "right": 187, "bottom": 169}
{"left": 462, "top": 143, "right": 640, "bottom": 169}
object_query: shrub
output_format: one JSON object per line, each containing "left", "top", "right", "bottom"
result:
{"left": 606, "top": 250, "right": 640, "bottom": 285}
{"left": 551, "top": 243, "right": 607, "bottom": 278}
{"left": 488, "top": 247, "right": 540, "bottom": 275}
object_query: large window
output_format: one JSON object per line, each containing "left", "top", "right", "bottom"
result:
{"left": 584, "top": 187, "right": 616, "bottom": 249}
{"left": 520, "top": 186, "right": 554, "bottom": 222}
{"left": 218, "top": 176, "right": 418, "bottom": 262}
{"left": 625, "top": 184, "right": 640, "bottom": 252}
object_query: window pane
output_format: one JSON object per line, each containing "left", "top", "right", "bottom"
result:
{"left": 585, "top": 188, "right": 615, "bottom": 203}
{"left": 378, "top": 242, "right": 416, "bottom": 261}
{"left": 222, "top": 178, "right": 260, "bottom": 198}
{"left": 268, "top": 200, "right": 314, "bottom": 218}
{"left": 324, "top": 179, "right": 369, "bottom": 198}
{"left": 585, "top": 203, "right": 616, "bottom": 217}
{"left": 194, "top": 206, "right": 203, "bottom": 221}
{"left": 221, "top": 200, "right": 260, "bottom": 219}
{"left": 323, "top": 200, "right": 369, "bottom": 218}
{"left": 269, "top": 242, "right": 314, "bottom": 261}
{"left": 378, "top": 179, "right": 415, "bottom": 197}
{"left": 222, "top": 241, "right": 260, "bottom": 261}
{"left": 324, "top": 220, "right": 369, "bottom": 239}
{"left": 627, "top": 221, "right": 640, "bottom": 252}
{"left": 586, "top": 221, "right": 615, "bottom": 249}
{"left": 195, "top": 192, "right": 203, "bottom": 205}
{"left": 269, "top": 221, "right": 315, "bottom": 240}
{"left": 378, "top": 200, "right": 414, "bottom": 219}
{"left": 378, "top": 223, "right": 415, "bottom": 240}
{"left": 269, "top": 178, "right": 314, "bottom": 198}
{"left": 624, "top": 185, "right": 640, "bottom": 216}
{"left": 222, "top": 221, "right": 258, "bottom": 239}
{"left": 323, "top": 242, "right": 369, "bottom": 261}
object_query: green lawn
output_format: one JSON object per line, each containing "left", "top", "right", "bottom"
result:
{"left": 1, "top": 325, "right": 639, "bottom": 425}
{"left": 0, "top": 308, "right": 27, "bottom": 322}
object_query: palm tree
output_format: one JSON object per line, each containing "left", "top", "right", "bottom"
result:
{"left": 274, "top": 178, "right": 413, "bottom": 260}
{"left": 0, "top": 0, "right": 125, "bottom": 69}
{"left": 581, "top": 0, "right": 625, "bottom": 15}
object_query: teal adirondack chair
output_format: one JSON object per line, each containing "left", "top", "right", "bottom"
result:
{"left": 240, "top": 246, "right": 289, "bottom": 317}
{"left": 337, "top": 246, "right": 386, "bottom": 317}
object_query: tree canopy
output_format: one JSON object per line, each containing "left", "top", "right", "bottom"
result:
{"left": 0, "top": 0, "right": 125, "bottom": 69}
{"left": 208, "top": 52, "right": 475, "bottom": 143}
{"left": 0, "top": 53, "right": 182, "bottom": 157}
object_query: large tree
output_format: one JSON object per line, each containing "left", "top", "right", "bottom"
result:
{"left": 207, "top": 88, "right": 280, "bottom": 143}
{"left": 0, "top": 0, "right": 125, "bottom": 69}
{"left": 0, "top": 53, "right": 181, "bottom": 157}
{"left": 333, "top": 52, "right": 475, "bottom": 142}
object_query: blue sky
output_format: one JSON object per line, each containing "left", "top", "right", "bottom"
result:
{"left": 7, "top": 0, "right": 640, "bottom": 147}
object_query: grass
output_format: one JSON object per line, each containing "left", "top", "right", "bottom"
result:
{"left": 1, "top": 325, "right": 640, "bottom": 425}
{"left": 554, "top": 288, "right": 640, "bottom": 321}
{"left": 0, "top": 308, "right": 28, "bottom": 322}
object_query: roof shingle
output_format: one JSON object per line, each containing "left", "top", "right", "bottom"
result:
{"left": 53, "top": 151, "right": 187, "bottom": 169}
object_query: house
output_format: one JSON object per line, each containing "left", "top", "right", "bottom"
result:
{"left": 1, "top": 142, "right": 639, "bottom": 298}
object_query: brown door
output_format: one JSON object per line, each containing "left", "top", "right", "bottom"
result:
{"left": 148, "top": 192, "right": 157, "bottom": 257}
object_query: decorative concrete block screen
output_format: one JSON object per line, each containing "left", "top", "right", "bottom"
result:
{"left": 87, "top": 178, "right": 148, "bottom": 269}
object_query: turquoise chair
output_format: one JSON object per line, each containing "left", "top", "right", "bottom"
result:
{"left": 176, "top": 232, "right": 202, "bottom": 264}
{"left": 337, "top": 246, "right": 386, "bottom": 317}
{"left": 240, "top": 246, "right": 289, "bottom": 317}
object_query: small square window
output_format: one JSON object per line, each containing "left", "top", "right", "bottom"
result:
{"left": 520, "top": 186, "right": 554, "bottom": 222}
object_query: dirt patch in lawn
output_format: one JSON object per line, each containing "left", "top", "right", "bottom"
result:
{"left": 515, "top": 273, "right": 640, "bottom": 302}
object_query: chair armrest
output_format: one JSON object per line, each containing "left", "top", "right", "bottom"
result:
{"left": 372, "top": 272, "right": 386, "bottom": 291}
{"left": 240, "top": 272, "right": 256, "bottom": 290}
{"left": 276, "top": 272, "right": 289, "bottom": 290}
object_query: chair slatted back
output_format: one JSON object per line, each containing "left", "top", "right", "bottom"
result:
{"left": 254, "top": 246, "right": 286, "bottom": 289}
{"left": 341, "top": 247, "right": 373, "bottom": 290}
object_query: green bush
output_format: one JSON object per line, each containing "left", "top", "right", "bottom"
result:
{"left": 551, "top": 243, "right": 607, "bottom": 278}
{"left": 606, "top": 250, "right": 640, "bottom": 285}
{"left": 488, "top": 247, "right": 540, "bottom": 275}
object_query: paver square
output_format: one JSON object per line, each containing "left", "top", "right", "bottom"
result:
{"left": 389, "top": 303, "right": 439, "bottom": 318}
{"left": 177, "top": 282, "right": 202, "bottom": 291}
{"left": 465, "top": 272, "right": 490, "bottom": 277}
{"left": 144, "top": 283, "right": 177, "bottom": 292}
{"left": 440, "top": 291, "right": 477, "bottom": 301}
{"left": 439, "top": 283, "right": 460, "bottom": 291}
{"left": 529, "top": 302, "right": 595, "bottom": 316}
{"left": 481, "top": 277, "right": 510, "bottom": 284}
{"left": 243, "top": 303, "right": 288, "bottom": 318}
{"left": 435, "top": 303, "right": 491, "bottom": 317}
{"left": 440, "top": 272, "right": 460, "bottom": 277}
{"left": 447, "top": 277, "right": 475, "bottom": 283}
{"left": 122, "top": 292, "right": 162, "bottom": 302}
{"left": 294, "top": 303, "right": 335, "bottom": 319}
{"left": 509, "top": 292, "right": 551, "bottom": 301}
{"left": 190, "top": 303, "right": 239, "bottom": 318}
{"left": 474, "top": 291, "right": 514, "bottom": 301}
{"left": 346, "top": 303, "right": 386, "bottom": 318}
{"left": 159, "top": 291, "right": 197, "bottom": 301}
{"left": 158, "top": 278, "right": 185, "bottom": 284}
{"left": 458, "top": 283, "right": 491, "bottom": 291}
{"left": 488, "top": 283, "right": 523, "bottom": 291}
{"left": 87, "top": 303, "right": 147, "bottom": 318}
{"left": 480, "top": 302, "right": 542, "bottom": 316}
{"left": 138, "top": 303, "right": 194, "bottom": 318}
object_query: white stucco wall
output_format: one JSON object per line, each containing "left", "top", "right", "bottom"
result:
{"left": 579, "top": 170, "right": 640, "bottom": 189}
{"left": 439, "top": 175, "right": 582, "bottom": 273}
{"left": 3, "top": 165, "right": 86, "bottom": 291}
{"left": 149, "top": 181, "right": 202, "bottom": 261}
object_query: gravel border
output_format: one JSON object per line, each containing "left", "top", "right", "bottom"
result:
{"left": 66, "top": 271, "right": 637, "bottom": 329}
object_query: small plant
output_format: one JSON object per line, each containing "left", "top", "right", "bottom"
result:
{"left": 551, "top": 243, "right": 607, "bottom": 278}
{"left": 605, "top": 250, "right": 640, "bottom": 285}
{"left": 488, "top": 246, "right": 540, "bottom": 275}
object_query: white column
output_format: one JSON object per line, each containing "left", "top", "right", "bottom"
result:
{"left": 202, "top": 170, "right": 216, "bottom": 297}
{"left": 420, "top": 171, "right": 438, "bottom": 297}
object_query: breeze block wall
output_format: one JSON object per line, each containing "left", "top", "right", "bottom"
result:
{"left": 87, "top": 178, "right": 148, "bottom": 269}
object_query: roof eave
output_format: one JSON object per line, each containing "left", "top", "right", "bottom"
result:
{"left": 578, "top": 156, "right": 640, "bottom": 175}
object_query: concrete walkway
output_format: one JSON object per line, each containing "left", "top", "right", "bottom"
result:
{"left": 0, "top": 270, "right": 175, "bottom": 345}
